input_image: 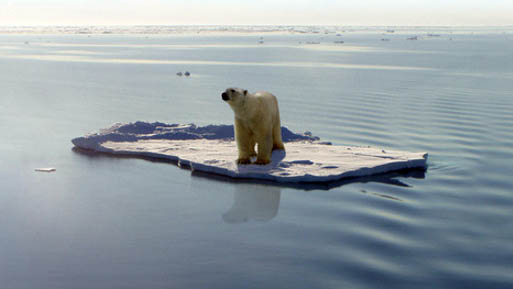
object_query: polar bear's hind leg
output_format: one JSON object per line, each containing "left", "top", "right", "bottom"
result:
{"left": 272, "top": 112, "right": 285, "bottom": 151}
{"left": 255, "top": 132, "right": 273, "bottom": 165}
{"left": 272, "top": 124, "right": 285, "bottom": 151}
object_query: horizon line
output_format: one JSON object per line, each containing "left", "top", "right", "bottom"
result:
{"left": 1, "top": 24, "right": 512, "bottom": 27}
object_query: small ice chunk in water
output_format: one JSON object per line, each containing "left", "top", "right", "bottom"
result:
{"left": 35, "top": 168, "right": 56, "bottom": 172}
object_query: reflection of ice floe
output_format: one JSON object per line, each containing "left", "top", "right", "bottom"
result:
{"left": 71, "top": 122, "right": 427, "bottom": 184}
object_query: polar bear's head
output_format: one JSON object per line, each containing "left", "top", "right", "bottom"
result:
{"left": 222, "top": 87, "right": 248, "bottom": 107}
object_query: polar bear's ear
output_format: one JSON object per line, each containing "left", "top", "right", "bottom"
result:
{"left": 243, "top": 90, "right": 248, "bottom": 96}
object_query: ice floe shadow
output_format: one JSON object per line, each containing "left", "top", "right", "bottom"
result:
{"left": 72, "top": 147, "right": 426, "bottom": 191}
{"left": 191, "top": 166, "right": 426, "bottom": 191}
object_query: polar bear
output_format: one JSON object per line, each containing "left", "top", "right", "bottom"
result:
{"left": 222, "top": 87, "right": 285, "bottom": 165}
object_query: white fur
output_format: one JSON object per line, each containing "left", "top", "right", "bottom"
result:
{"left": 222, "top": 88, "right": 285, "bottom": 165}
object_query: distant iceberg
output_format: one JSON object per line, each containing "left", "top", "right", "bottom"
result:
{"left": 72, "top": 122, "right": 427, "bottom": 184}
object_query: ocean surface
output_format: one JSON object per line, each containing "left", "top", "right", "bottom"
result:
{"left": 1, "top": 27, "right": 512, "bottom": 289}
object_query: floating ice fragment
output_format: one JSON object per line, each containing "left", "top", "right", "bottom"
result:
{"left": 35, "top": 168, "right": 56, "bottom": 172}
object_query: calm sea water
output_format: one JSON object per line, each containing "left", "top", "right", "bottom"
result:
{"left": 1, "top": 28, "right": 512, "bottom": 289}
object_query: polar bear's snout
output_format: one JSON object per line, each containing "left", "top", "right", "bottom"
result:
{"left": 222, "top": 92, "right": 229, "bottom": 101}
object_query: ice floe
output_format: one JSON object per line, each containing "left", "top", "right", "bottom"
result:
{"left": 35, "top": 168, "right": 56, "bottom": 173}
{"left": 71, "top": 121, "right": 427, "bottom": 183}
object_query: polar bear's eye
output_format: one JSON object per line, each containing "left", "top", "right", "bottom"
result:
{"left": 230, "top": 89, "right": 235, "bottom": 93}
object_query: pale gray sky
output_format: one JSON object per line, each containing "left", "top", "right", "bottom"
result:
{"left": 1, "top": 0, "right": 512, "bottom": 26}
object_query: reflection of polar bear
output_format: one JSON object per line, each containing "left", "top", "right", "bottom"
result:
{"left": 223, "top": 183, "right": 281, "bottom": 224}
{"left": 222, "top": 88, "right": 285, "bottom": 165}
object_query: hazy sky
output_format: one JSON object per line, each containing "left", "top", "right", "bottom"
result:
{"left": 1, "top": 0, "right": 512, "bottom": 26}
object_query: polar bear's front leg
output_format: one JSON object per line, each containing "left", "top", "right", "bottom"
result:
{"left": 235, "top": 118, "right": 256, "bottom": 165}
{"left": 255, "top": 132, "right": 273, "bottom": 165}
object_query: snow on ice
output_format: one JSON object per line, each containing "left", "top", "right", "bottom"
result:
{"left": 71, "top": 121, "right": 428, "bottom": 183}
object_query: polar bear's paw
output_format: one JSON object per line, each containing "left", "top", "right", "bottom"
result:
{"left": 237, "top": 158, "right": 252, "bottom": 165}
{"left": 254, "top": 158, "right": 271, "bottom": 165}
